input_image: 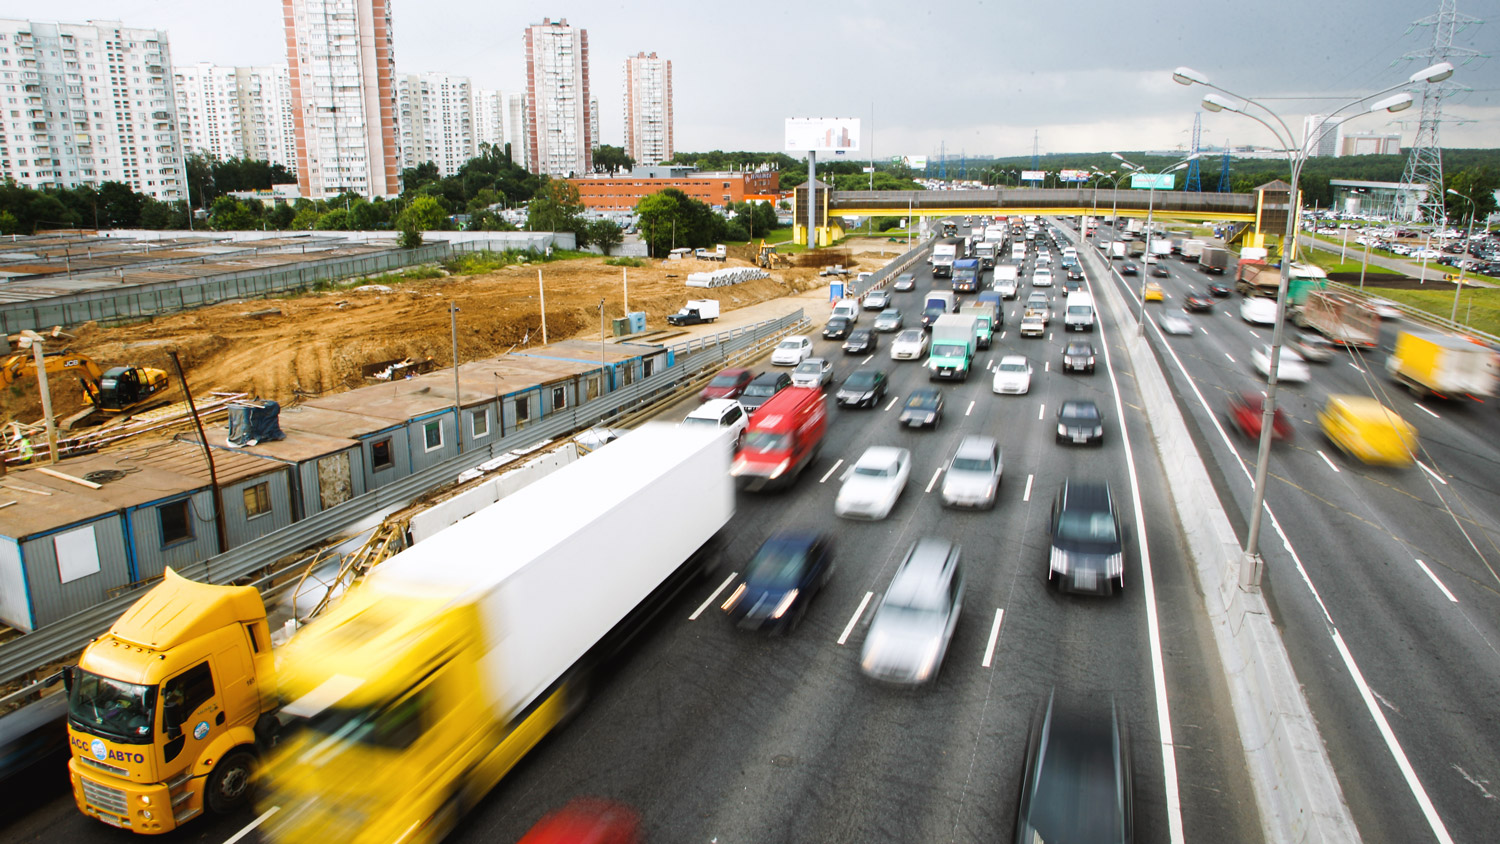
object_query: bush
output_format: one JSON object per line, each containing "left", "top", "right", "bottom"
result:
{"left": 398, "top": 226, "right": 423, "bottom": 249}
{"left": 604, "top": 256, "right": 646, "bottom": 267}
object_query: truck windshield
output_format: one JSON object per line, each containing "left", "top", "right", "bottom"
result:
{"left": 932, "top": 343, "right": 967, "bottom": 357}
{"left": 289, "top": 694, "right": 426, "bottom": 751}
{"left": 743, "top": 431, "right": 789, "bottom": 453}
{"left": 68, "top": 669, "right": 157, "bottom": 743}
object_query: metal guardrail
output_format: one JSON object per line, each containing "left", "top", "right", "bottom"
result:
{"left": 1327, "top": 280, "right": 1500, "bottom": 347}
{"left": 0, "top": 309, "right": 807, "bottom": 686}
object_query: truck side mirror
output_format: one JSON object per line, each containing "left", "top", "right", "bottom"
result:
{"left": 59, "top": 665, "right": 74, "bottom": 692}
{"left": 163, "top": 701, "right": 183, "bottom": 739}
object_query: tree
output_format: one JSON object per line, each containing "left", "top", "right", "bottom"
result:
{"left": 397, "top": 195, "right": 448, "bottom": 231}
{"left": 208, "top": 196, "right": 259, "bottom": 231}
{"left": 347, "top": 199, "right": 380, "bottom": 231}
{"left": 592, "top": 145, "right": 635, "bottom": 175}
{"left": 290, "top": 203, "right": 321, "bottom": 230}
{"left": 634, "top": 188, "right": 726, "bottom": 256}
{"left": 266, "top": 203, "right": 296, "bottom": 230}
{"left": 0, "top": 211, "right": 19, "bottom": 235}
{"left": 138, "top": 198, "right": 174, "bottom": 229}
{"left": 585, "top": 218, "right": 624, "bottom": 255}
{"left": 314, "top": 208, "right": 350, "bottom": 230}
{"left": 1443, "top": 166, "right": 1497, "bottom": 225}
{"left": 98, "top": 181, "right": 144, "bottom": 227}
{"left": 526, "top": 179, "right": 585, "bottom": 234}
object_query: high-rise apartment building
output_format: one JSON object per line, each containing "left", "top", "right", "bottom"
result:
{"left": 0, "top": 19, "right": 187, "bottom": 201}
{"left": 1301, "top": 114, "right": 1339, "bottom": 158}
{"left": 523, "top": 18, "right": 591, "bottom": 178}
{"left": 283, "top": 0, "right": 399, "bottom": 198}
{"left": 175, "top": 63, "right": 298, "bottom": 172}
{"left": 623, "top": 51, "right": 672, "bottom": 165}
{"left": 1338, "top": 132, "right": 1402, "bottom": 157}
{"left": 506, "top": 92, "right": 528, "bottom": 170}
{"left": 588, "top": 94, "right": 599, "bottom": 150}
{"left": 396, "top": 72, "right": 473, "bottom": 176}
{"left": 472, "top": 88, "right": 527, "bottom": 168}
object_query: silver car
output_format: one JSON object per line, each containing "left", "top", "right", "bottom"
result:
{"left": 861, "top": 538, "right": 964, "bottom": 685}
{"left": 941, "top": 436, "right": 1002, "bottom": 509}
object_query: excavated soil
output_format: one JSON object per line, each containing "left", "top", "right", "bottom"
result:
{"left": 2, "top": 251, "right": 889, "bottom": 426}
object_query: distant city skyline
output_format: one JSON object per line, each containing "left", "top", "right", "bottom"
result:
{"left": 6, "top": 0, "right": 1495, "bottom": 162}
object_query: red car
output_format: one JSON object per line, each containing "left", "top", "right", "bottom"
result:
{"left": 517, "top": 798, "right": 641, "bottom": 844}
{"left": 700, "top": 367, "right": 754, "bottom": 402}
{"left": 1227, "top": 392, "right": 1293, "bottom": 441}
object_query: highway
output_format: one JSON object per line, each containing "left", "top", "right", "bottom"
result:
{"left": 1085, "top": 221, "right": 1500, "bottom": 844}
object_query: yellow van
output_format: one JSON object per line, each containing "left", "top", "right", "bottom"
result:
{"left": 1318, "top": 395, "right": 1418, "bottom": 467}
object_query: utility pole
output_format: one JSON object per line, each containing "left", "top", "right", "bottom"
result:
{"left": 169, "top": 351, "right": 228, "bottom": 555}
{"left": 20, "top": 331, "right": 59, "bottom": 464}
{"left": 450, "top": 303, "right": 462, "bottom": 454}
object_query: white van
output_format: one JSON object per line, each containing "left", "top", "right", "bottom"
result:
{"left": 831, "top": 298, "right": 860, "bottom": 323}
{"left": 1064, "top": 292, "right": 1095, "bottom": 332}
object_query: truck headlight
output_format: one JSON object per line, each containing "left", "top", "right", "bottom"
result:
{"left": 1051, "top": 547, "right": 1070, "bottom": 575}
{"left": 1058, "top": 423, "right": 1068, "bottom": 436}
{"left": 769, "top": 459, "right": 791, "bottom": 479}
{"left": 730, "top": 456, "right": 748, "bottom": 476}
{"left": 1088, "top": 356, "right": 1095, "bottom": 365}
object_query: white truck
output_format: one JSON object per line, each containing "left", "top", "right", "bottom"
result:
{"left": 1011, "top": 242, "right": 1027, "bottom": 264}
{"left": 993, "top": 264, "right": 1020, "bottom": 298}
{"left": 984, "top": 224, "right": 1008, "bottom": 243}
{"left": 667, "top": 299, "right": 721, "bottom": 325}
{"left": 1181, "top": 239, "right": 1205, "bottom": 262}
{"left": 975, "top": 241, "right": 997, "bottom": 268}
{"left": 931, "top": 237, "right": 965, "bottom": 278}
{"left": 1385, "top": 328, "right": 1500, "bottom": 400}
{"left": 694, "top": 244, "right": 728, "bottom": 261}
{"left": 260, "top": 424, "right": 735, "bottom": 842}
{"left": 1149, "top": 237, "right": 1172, "bottom": 259}
{"left": 1109, "top": 241, "right": 1127, "bottom": 260}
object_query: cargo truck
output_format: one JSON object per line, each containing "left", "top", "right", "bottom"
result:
{"left": 1236, "top": 262, "right": 1328, "bottom": 305}
{"left": 258, "top": 424, "right": 735, "bottom": 844}
{"left": 952, "top": 258, "right": 982, "bottom": 293}
{"left": 925, "top": 290, "right": 957, "bottom": 316}
{"left": 1297, "top": 290, "right": 1379, "bottom": 348}
{"left": 1181, "top": 240, "right": 1205, "bottom": 262}
{"left": 928, "top": 314, "right": 978, "bottom": 381}
{"left": 1385, "top": 328, "right": 1500, "bottom": 400}
{"left": 1109, "top": 241, "right": 1127, "bottom": 260}
{"left": 960, "top": 301, "right": 998, "bottom": 350}
{"left": 732, "top": 387, "right": 828, "bottom": 489}
{"left": 1200, "top": 245, "right": 1230, "bottom": 274}
{"left": 1149, "top": 237, "right": 1172, "bottom": 259}
{"left": 666, "top": 299, "right": 720, "bottom": 326}
{"left": 931, "top": 237, "right": 965, "bottom": 278}
{"left": 974, "top": 241, "right": 997, "bottom": 268}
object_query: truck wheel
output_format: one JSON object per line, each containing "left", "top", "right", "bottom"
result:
{"left": 206, "top": 750, "right": 256, "bottom": 815}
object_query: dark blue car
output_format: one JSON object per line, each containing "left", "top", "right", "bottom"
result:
{"left": 721, "top": 531, "right": 833, "bottom": 633}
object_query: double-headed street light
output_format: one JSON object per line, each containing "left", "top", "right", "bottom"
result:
{"left": 1445, "top": 188, "right": 1477, "bottom": 324}
{"left": 1112, "top": 152, "right": 1198, "bottom": 336}
{"left": 1106, "top": 155, "right": 1143, "bottom": 254}
{"left": 1173, "top": 59, "right": 1455, "bottom": 588}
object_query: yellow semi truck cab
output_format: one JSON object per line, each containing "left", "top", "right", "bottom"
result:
{"left": 65, "top": 568, "right": 276, "bottom": 833}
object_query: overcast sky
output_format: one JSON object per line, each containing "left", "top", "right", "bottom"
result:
{"left": 15, "top": 0, "right": 1496, "bottom": 160}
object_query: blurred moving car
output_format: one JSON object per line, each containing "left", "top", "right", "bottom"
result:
{"left": 921, "top": 305, "right": 946, "bottom": 330}
{"left": 1013, "top": 693, "right": 1134, "bottom": 844}
{"left": 1150, "top": 262, "right": 1170, "bottom": 278}
{"left": 721, "top": 530, "right": 833, "bottom": 633}
{"left": 863, "top": 289, "right": 890, "bottom": 310}
{"left": 771, "top": 335, "right": 813, "bottom": 366}
{"left": 823, "top": 316, "right": 854, "bottom": 340}
{"left": 790, "top": 357, "right": 833, "bottom": 389}
{"left": 836, "top": 369, "right": 890, "bottom": 408}
{"left": 941, "top": 435, "right": 1002, "bottom": 509}
{"left": 517, "top": 797, "right": 642, "bottom": 844}
{"left": 1142, "top": 281, "right": 1164, "bottom": 302}
{"left": 1250, "top": 345, "right": 1310, "bottom": 383}
{"left": 1288, "top": 331, "right": 1335, "bottom": 362}
{"left": 1240, "top": 297, "right": 1277, "bottom": 325}
{"left": 1120, "top": 261, "right": 1139, "bottom": 276}
{"left": 1368, "top": 298, "right": 1403, "bottom": 319}
{"left": 1227, "top": 391, "right": 1293, "bottom": 442}
{"left": 1062, "top": 341, "right": 1097, "bottom": 374}
{"left": 1046, "top": 479, "right": 1126, "bottom": 594}
{"left": 1056, "top": 399, "right": 1105, "bottom": 445}
{"left": 893, "top": 272, "right": 917, "bottom": 291}
{"left": 873, "top": 308, "right": 904, "bottom": 332}
{"left": 740, "top": 371, "right": 791, "bottom": 412}
{"left": 890, "top": 329, "right": 929, "bottom": 360}
{"left": 1159, "top": 314, "right": 1194, "bottom": 336}
{"left": 1207, "top": 280, "right": 1232, "bottom": 297}
{"left": 681, "top": 399, "right": 748, "bottom": 447}
{"left": 843, "top": 328, "right": 877, "bottom": 355}
{"left": 835, "top": 446, "right": 911, "bottom": 520}
{"left": 992, "top": 355, "right": 1034, "bottom": 394}
{"left": 899, "top": 387, "right": 945, "bottom": 428}
{"left": 1183, "top": 291, "right": 1215, "bottom": 312}
{"left": 700, "top": 368, "right": 753, "bottom": 402}
{"left": 1318, "top": 394, "right": 1418, "bottom": 466}
{"left": 860, "top": 537, "right": 964, "bottom": 684}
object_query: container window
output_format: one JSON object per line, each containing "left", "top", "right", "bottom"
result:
{"left": 158, "top": 499, "right": 192, "bottom": 545}
{"left": 471, "top": 409, "right": 489, "bottom": 438}
{"left": 371, "top": 438, "right": 393, "bottom": 470}
{"left": 423, "top": 419, "right": 442, "bottom": 452}
{"left": 551, "top": 386, "right": 567, "bottom": 410}
{"left": 243, "top": 482, "right": 271, "bottom": 519}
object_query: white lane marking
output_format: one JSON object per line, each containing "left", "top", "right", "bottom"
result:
{"left": 925, "top": 467, "right": 944, "bottom": 493}
{"left": 1317, "top": 450, "right": 1341, "bottom": 472}
{"left": 1023, "top": 474, "right": 1034, "bottom": 502}
{"left": 1414, "top": 403, "right": 1439, "bottom": 419}
{"left": 860, "top": 355, "right": 871, "bottom": 367}
{"left": 1414, "top": 559, "right": 1459, "bottom": 603}
{"left": 1224, "top": 352, "right": 1236, "bottom": 363}
{"left": 966, "top": 399, "right": 975, "bottom": 417}
{"left": 838, "top": 592, "right": 874, "bottom": 645}
{"left": 1000, "top": 330, "right": 1007, "bottom": 340}
{"left": 1248, "top": 330, "right": 1261, "bottom": 339}
{"left": 1200, "top": 326, "right": 1210, "bottom": 335}
{"left": 883, "top": 395, "right": 900, "bottom": 411}
{"left": 1038, "top": 403, "right": 1045, "bottom": 420}
{"left": 690, "top": 573, "right": 738, "bottom": 620}
{"left": 1045, "top": 361, "right": 1051, "bottom": 372}
{"left": 224, "top": 806, "right": 280, "bottom": 844}
{"left": 982, "top": 609, "right": 1005, "bottom": 668}
{"left": 1349, "top": 362, "right": 1364, "bottom": 373}
{"left": 1093, "top": 299, "right": 1185, "bottom": 843}
{"left": 819, "top": 459, "right": 844, "bottom": 484}
{"left": 1453, "top": 764, "right": 1495, "bottom": 800}
{"left": 1332, "top": 630, "right": 1457, "bottom": 844}
{"left": 1418, "top": 461, "right": 1448, "bottom": 485}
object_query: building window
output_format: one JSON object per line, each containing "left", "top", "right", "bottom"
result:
{"left": 371, "top": 437, "right": 394, "bottom": 470}
{"left": 515, "top": 393, "right": 533, "bottom": 424}
{"left": 471, "top": 409, "right": 489, "bottom": 438}
{"left": 551, "top": 385, "right": 567, "bottom": 410}
{"left": 158, "top": 499, "right": 192, "bottom": 545}
{"left": 423, "top": 419, "right": 443, "bottom": 452}
{"left": 243, "top": 482, "right": 271, "bottom": 519}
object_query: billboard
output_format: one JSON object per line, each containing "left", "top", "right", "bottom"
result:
{"left": 901, "top": 155, "right": 928, "bottom": 169}
{"left": 785, "top": 118, "right": 861, "bottom": 153}
{"left": 1059, "top": 169, "right": 1090, "bottom": 182}
{"left": 1131, "top": 173, "right": 1176, "bottom": 190}
{"left": 1021, "top": 170, "right": 1046, "bottom": 181}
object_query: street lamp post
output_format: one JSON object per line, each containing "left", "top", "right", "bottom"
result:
{"left": 1446, "top": 189, "right": 1476, "bottom": 324}
{"left": 1112, "top": 153, "right": 1196, "bottom": 335}
{"left": 1174, "top": 59, "right": 1453, "bottom": 587}
{"left": 1105, "top": 157, "right": 1143, "bottom": 257}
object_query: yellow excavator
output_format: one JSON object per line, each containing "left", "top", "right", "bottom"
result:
{"left": 1, "top": 349, "right": 171, "bottom": 424}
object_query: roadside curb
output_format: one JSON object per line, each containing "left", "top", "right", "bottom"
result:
{"left": 1078, "top": 229, "right": 1362, "bottom": 844}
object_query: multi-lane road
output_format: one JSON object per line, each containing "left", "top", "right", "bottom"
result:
{"left": 1086, "top": 221, "right": 1500, "bottom": 844}
{"left": 4, "top": 227, "right": 1270, "bottom": 843}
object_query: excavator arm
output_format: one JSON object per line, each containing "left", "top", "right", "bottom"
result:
{"left": 0, "top": 351, "right": 105, "bottom": 386}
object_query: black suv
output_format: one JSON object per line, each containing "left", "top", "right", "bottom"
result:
{"left": 739, "top": 371, "right": 791, "bottom": 412}
{"left": 823, "top": 317, "right": 853, "bottom": 340}
{"left": 1047, "top": 479, "right": 1126, "bottom": 595}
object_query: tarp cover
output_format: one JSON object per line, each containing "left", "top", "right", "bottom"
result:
{"left": 228, "top": 400, "right": 285, "bottom": 447}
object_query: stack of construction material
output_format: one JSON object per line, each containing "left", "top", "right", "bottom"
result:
{"left": 685, "top": 267, "right": 768, "bottom": 288}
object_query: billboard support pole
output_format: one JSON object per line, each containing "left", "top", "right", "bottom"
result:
{"left": 806, "top": 151, "right": 817, "bottom": 250}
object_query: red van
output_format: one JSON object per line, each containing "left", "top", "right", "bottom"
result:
{"left": 731, "top": 387, "right": 827, "bottom": 490}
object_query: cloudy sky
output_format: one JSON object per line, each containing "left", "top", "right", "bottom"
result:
{"left": 18, "top": 0, "right": 1496, "bottom": 159}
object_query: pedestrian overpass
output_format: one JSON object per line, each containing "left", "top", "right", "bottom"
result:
{"left": 824, "top": 188, "right": 1259, "bottom": 222}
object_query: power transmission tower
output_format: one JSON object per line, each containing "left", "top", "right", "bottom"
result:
{"left": 939, "top": 140, "right": 946, "bottom": 180}
{"left": 1217, "top": 143, "right": 1231, "bottom": 193}
{"left": 1030, "top": 131, "right": 1040, "bottom": 186}
{"left": 1398, "top": 0, "right": 1484, "bottom": 223}
{"left": 1185, "top": 113, "right": 1203, "bottom": 192}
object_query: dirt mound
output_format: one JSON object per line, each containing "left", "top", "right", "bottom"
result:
{"left": 1, "top": 254, "right": 852, "bottom": 425}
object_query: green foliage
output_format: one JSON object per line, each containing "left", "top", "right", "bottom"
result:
{"left": 636, "top": 188, "right": 729, "bottom": 257}
{"left": 208, "top": 196, "right": 259, "bottom": 231}
{"left": 584, "top": 218, "right": 624, "bottom": 255}
{"left": 592, "top": 145, "right": 635, "bottom": 174}
{"left": 526, "top": 179, "right": 586, "bottom": 234}
{"left": 315, "top": 208, "right": 350, "bottom": 230}
{"left": 397, "top": 196, "right": 448, "bottom": 232}
{"left": 831, "top": 172, "right": 924, "bottom": 191}
{"left": 604, "top": 256, "right": 646, "bottom": 267}
{"left": 726, "top": 200, "right": 777, "bottom": 239}
{"left": 398, "top": 226, "right": 423, "bottom": 249}
{"left": 441, "top": 249, "right": 548, "bottom": 275}
{"left": 0, "top": 210, "right": 18, "bottom": 235}
{"left": 668, "top": 150, "right": 798, "bottom": 171}
{"left": 400, "top": 143, "right": 541, "bottom": 218}
{"left": 184, "top": 152, "right": 296, "bottom": 207}
{"left": 290, "top": 204, "right": 321, "bottom": 230}
{"left": 1444, "top": 166, "right": 1497, "bottom": 224}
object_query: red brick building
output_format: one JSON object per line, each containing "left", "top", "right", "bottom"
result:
{"left": 569, "top": 169, "right": 780, "bottom": 211}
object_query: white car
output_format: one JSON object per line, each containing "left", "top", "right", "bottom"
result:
{"left": 1240, "top": 297, "right": 1278, "bottom": 325}
{"left": 1159, "top": 314, "right": 1194, "bottom": 336}
{"left": 791, "top": 357, "right": 833, "bottom": 388}
{"left": 835, "top": 446, "right": 912, "bottom": 520}
{"left": 681, "top": 399, "right": 748, "bottom": 446}
{"left": 890, "top": 329, "right": 929, "bottom": 360}
{"left": 1250, "top": 345, "right": 1310, "bottom": 383}
{"left": 863, "top": 290, "right": 890, "bottom": 310}
{"left": 992, "top": 355, "right": 1033, "bottom": 394}
{"left": 1019, "top": 313, "right": 1047, "bottom": 338}
{"left": 771, "top": 335, "right": 814, "bottom": 366}
{"left": 1368, "top": 298, "right": 1403, "bottom": 319}
{"left": 1033, "top": 268, "right": 1053, "bottom": 287}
